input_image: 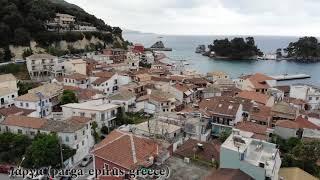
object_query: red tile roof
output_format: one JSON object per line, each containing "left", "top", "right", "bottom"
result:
{"left": 174, "top": 139, "right": 220, "bottom": 163}
{"left": 276, "top": 120, "right": 299, "bottom": 129}
{"left": 0, "top": 106, "right": 35, "bottom": 117}
{"left": 250, "top": 105, "right": 271, "bottom": 123}
{"left": 236, "top": 121, "right": 268, "bottom": 140}
{"left": 247, "top": 73, "right": 274, "bottom": 89}
{"left": 295, "top": 116, "right": 320, "bottom": 130}
{"left": 2, "top": 115, "right": 47, "bottom": 129}
{"left": 237, "top": 91, "right": 270, "bottom": 105}
{"left": 65, "top": 73, "right": 88, "bottom": 81}
{"left": 92, "top": 130, "right": 158, "bottom": 170}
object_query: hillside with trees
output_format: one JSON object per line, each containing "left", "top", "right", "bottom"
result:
{"left": 285, "top": 36, "right": 320, "bottom": 61}
{"left": 0, "top": 0, "right": 127, "bottom": 62}
{"left": 207, "top": 37, "right": 263, "bottom": 59}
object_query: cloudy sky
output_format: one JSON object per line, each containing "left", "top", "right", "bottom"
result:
{"left": 66, "top": 0, "right": 320, "bottom": 36}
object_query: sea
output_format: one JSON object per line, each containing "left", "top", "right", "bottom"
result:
{"left": 123, "top": 33, "right": 320, "bottom": 85}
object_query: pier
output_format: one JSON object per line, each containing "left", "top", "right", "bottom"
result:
{"left": 270, "top": 74, "right": 311, "bottom": 81}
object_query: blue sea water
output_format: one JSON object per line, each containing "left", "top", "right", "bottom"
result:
{"left": 123, "top": 33, "right": 320, "bottom": 85}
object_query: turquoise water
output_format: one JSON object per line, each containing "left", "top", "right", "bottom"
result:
{"left": 123, "top": 33, "right": 320, "bottom": 84}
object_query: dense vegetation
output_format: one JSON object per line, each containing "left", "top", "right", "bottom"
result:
{"left": 0, "top": 0, "right": 124, "bottom": 62}
{"left": 0, "top": 63, "right": 30, "bottom": 80}
{"left": 60, "top": 90, "right": 78, "bottom": 105}
{"left": 285, "top": 36, "right": 320, "bottom": 60}
{"left": 0, "top": 132, "right": 75, "bottom": 169}
{"left": 208, "top": 37, "right": 263, "bottom": 59}
{"left": 22, "top": 133, "right": 76, "bottom": 168}
{"left": 0, "top": 133, "right": 31, "bottom": 164}
{"left": 271, "top": 135, "right": 320, "bottom": 178}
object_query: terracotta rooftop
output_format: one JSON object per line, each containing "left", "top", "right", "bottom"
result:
{"left": 272, "top": 102, "right": 297, "bottom": 115}
{"left": 247, "top": 73, "right": 274, "bottom": 89}
{"left": 174, "top": 139, "right": 220, "bottom": 163}
{"left": 236, "top": 121, "right": 268, "bottom": 140}
{"left": 94, "top": 71, "right": 115, "bottom": 78}
{"left": 250, "top": 105, "right": 271, "bottom": 123}
{"left": 2, "top": 115, "right": 47, "bottom": 129}
{"left": 0, "top": 106, "right": 35, "bottom": 117}
{"left": 205, "top": 168, "right": 253, "bottom": 180}
{"left": 276, "top": 120, "right": 299, "bottom": 129}
{"left": 199, "top": 97, "right": 241, "bottom": 117}
{"left": 92, "top": 130, "right": 158, "bottom": 170}
{"left": 173, "top": 83, "right": 191, "bottom": 92}
{"left": 92, "top": 77, "right": 110, "bottom": 85}
{"left": 237, "top": 91, "right": 270, "bottom": 105}
{"left": 15, "top": 93, "right": 47, "bottom": 102}
{"left": 150, "top": 90, "right": 175, "bottom": 102}
{"left": 295, "top": 116, "right": 320, "bottom": 130}
{"left": 28, "top": 83, "right": 63, "bottom": 98}
{"left": 65, "top": 73, "right": 88, "bottom": 81}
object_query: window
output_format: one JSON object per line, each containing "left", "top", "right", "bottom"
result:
{"left": 30, "top": 131, "right": 35, "bottom": 136}
{"left": 12, "top": 95, "right": 14, "bottom": 98}
{"left": 20, "top": 102, "right": 23, "bottom": 107}
{"left": 74, "top": 134, "right": 77, "bottom": 140}
{"left": 101, "top": 113, "right": 105, "bottom": 121}
{"left": 26, "top": 103, "right": 29, "bottom": 107}
{"left": 82, "top": 140, "right": 84, "bottom": 146}
{"left": 83, "top": 130, "right": 85, "bottom": 135}
{"left": 80, "top": 112, "right": 85, "bottom": 117}
{"left": 76, "top": 144, "right": 79, "bottom": 149}
{"left": 18, "top": 129, "right": 22, "bottom": 134}
{"left": 65, "top": 79, "right": 67, "bottom": 83}
{"left": 309, "top": 97, "right": 313, "bottom": 100}
{"left": 317, "top": 97, "right": 319, "bottom": 100}
{"left": 66, "top": 136, "right": 69, "bottom": 142}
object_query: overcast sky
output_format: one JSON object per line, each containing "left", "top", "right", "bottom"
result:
{"left": 66, "top": 0, "right": 320, "bottom": 36}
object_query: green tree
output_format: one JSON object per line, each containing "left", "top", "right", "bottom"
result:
{"left": 0, "top": 133, "right": 31, "bottom": 164}
{"left": 218, "top": 130, "right": 232, "bottom": 143}
{"left": 91, "top": 121, "right": 100, "bottom": 143}
{"left": 22, "top": 48, "right": 33, "bottom": 60}
{"left": 60, "top": 90, "right": 78, "bottom": 105}
{"left": 13, "top": 28, "right": 31, "bottom": 46}
{"left": 18, "top": 81, "right": 39, "bottom": 96}
{"left": 22, "top": 133, "right": 76, "bottom": 168}
{"left": 285, "top": 37, "right": 320, "bottom": 59}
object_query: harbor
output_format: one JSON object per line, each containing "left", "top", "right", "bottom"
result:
{"left": 270, "top": 74, "right": 311, "bottom": 81}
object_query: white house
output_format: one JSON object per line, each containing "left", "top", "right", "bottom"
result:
{"left": 237, "top": 73, "right": 276, "bottom": 94}
{"left": 14, "top": 93, "right": 52, "bottom": 118}
{"left": 0, "top": 115, "right": 94, "bottom": 166}
{"left": 108, "top": 90, "right": 136, "bottom": 112}
{"left": 168, "top": 83, "right": 194, "bottom": 104}
{"left": 135, "top": 89, "right": 176, "bottom": 114}
{"left": 26, "top": 54, "right": 61, "bottom": 81}
{"left": 64, "top": 59, "right": 87, "bottom": 76}
{"left": 63, "top": 73, "right": 89, "bottom": 89}
{"left": 61, "top": 99, "right": 119, "bottom": 128}
{"left": 91, "top": 72, "right": 119, "bottom": 95}
{"left": 290, "top": 84, "right": 320, "bottom": 110}
{"left": 220, "top": 129, "right": 281, "bottom": 180}
{"left": 0, "top": 74, "right": 18, "bottom": 108}
{"left": 28, "top": 83, "right": 63, "bottom": 106}
{"left": 126, "top": 52, "right": 140, "bottom": 71}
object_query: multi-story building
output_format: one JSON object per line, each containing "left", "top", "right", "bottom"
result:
{"left": 136, "top": 89, "right": 176, "bottom": 114}
{"left": 237, "top": 73, "right": 277, "bottom": 94}
{"left": 26, "top": 54, "right": 62, "bottom": 81}
{"left": 91, "top": 72, "right": 119, "bottom": 95}
{"left": 0, "top": 115, "right": 93, "bottom": 165}
{"left": 63, "top": 73, "right": 89, "bottom": 89}
{"left": 290, "top": 84, "right": 320, "bottom": 110}
{"left": 47, "top": 13, "right": 75, "bottom": 31}
{"left": 199, "top": 96, "right": 244, "bottom": 136}
{"left": 64, "top": 59, "right": 87, "bottom": 76}
{"left": 0, "top": 74, "right": 18, "bottom": 108}
{"left": 14, "top": 92, "right": 52, "bottom": 118}
{"left": 61, "top": 99, "right": 119, "bottom": 128}
{"left": 220, "top": 129, "right": 281, "bottom": 180}
{"left": 28, "top": 83, "right": 63, "bottom": 107}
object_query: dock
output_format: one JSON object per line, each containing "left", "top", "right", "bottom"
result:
{"left": 270, "top": 74, "right": 311, "bottom": 81}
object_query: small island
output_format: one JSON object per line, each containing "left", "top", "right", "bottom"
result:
{"left": 205, "top": 37, "right": 263, "bottom": 60}
{"left": 284, "top": 36, "right": 320, "bottom": 62}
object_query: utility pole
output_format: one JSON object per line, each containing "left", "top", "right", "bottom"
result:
{"left": 59, "top": 138, "right": 64, "bottom": 168}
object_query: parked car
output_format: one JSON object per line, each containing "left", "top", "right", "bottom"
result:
{"left": 80, "top": 155, "right": 93, "bottom": 167}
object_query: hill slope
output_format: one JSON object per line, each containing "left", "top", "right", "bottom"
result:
{"left": 0, "top": 0, "right": 125, "bottom": 61}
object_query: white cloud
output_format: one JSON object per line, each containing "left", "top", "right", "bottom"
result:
{"left": 65, "top": 0, "right": 320, "bottom": 36}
